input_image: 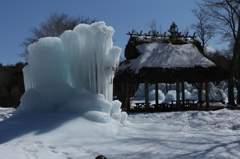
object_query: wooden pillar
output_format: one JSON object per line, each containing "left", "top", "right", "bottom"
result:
{"left": 126, "top": 83, "right": 131, "bottom": 111}
{"left": 228, "top": 78, "right": 235, "bottom": 106}
{"left": 205, "top": 81, "right": 210, "bottom": 110}
{"left": 122, "top": 84, "right": 124, "bottom": 94}
{"left": 199, "top": 82, "right": 203, "bottom": 108}
{"left": 155, "top": 82, "right": 159, "bottom": 106}
{"left": 165, "top": 83, "right": 168, "bottom": 94}
{"left": 176, "top": 80, "right": 181, "bottom": 110}
{"left": 181, "top": 82, "right": 185, "bottom": 107}
{"left": 144, "top": 80, "right": 150, "bottom": 111}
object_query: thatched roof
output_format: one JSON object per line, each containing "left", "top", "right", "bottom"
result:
{"left": 114, "top": 37, "right": 229, "bottom": 84}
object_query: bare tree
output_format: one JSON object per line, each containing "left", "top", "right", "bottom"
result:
{"left": 196, "top": 0, "right": 240, "bottom": 105}
{"left": 191, "top": 8, "right": 215, "bottom": 53}
{"left": 147, "top": 19, "right": 157, "bottom": 34}
{"left": 20, "top": 12, "right": 97, "bottom": 60}
{"left": 146, "top": 19, "right": 163, "bottom": 36}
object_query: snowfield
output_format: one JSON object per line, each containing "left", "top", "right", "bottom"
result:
{"left": 1, "top": 107, "right": 240, "bottom": 159}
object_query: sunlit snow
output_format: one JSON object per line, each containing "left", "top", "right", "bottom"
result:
{"left": 1, "top": 108, "right": 240, "bottom": 159}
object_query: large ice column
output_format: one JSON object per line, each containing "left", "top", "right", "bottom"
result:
{"left": 23, "top": 21, "right": 121, "bottom": 103}
{"left": 60, "top": 30, "right": 81, "bottom": 88}
{"left": 104, "top": 46, "right": 121, "bottom": 102}
{"left": 24, "top": 37, "right": 68, "bottom": 91}
{"left": 60, "top": 22, "right": 121, "bottom": 102}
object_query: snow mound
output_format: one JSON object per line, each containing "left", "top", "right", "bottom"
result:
{"left": 16, "top": 84, "right": 128, "bottom": 125}
{"left": 0, "top": 107, "right": 15, "bottom": 122}
{"left": 162, "top": 90, "right": 176, "bottom": 103}
{"left": 0, "top": 111, "right": 123, "bottom": 146}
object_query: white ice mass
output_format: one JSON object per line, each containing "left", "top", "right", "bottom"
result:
{"left": 19, "top": 21, "right": 127, "bottom": 124}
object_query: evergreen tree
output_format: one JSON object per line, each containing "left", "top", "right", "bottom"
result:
{"left": 167, "top": 22, "right": 185, "bottom": 44}
{"left": 168, "top": 22, "right": 181, "bottom": 37}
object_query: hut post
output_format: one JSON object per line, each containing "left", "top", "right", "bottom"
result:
{"left": 181, "top": 82, "right": 185, "bottom": 107}
{"left": 121, "top": 84, "right": 125, "bottom": 94}
{"left": 126, "top": 83, "right": 131, "bottom": 111}
{"left": 228, "top": 77, "right": 235, "bottom": 106}
{"left": 155, "top": 82, "right": 159, "bottom": 106}
{"left": 205, "top": 81, "right": 210, "bottom": 110}
{"left": 176, "top": 80, "right": 181, "bottom": 110}
{"left": 165, "top": 83, "right": 168, "bottom": 94}
{"left": 198, "top": 82, "right": 203, "bottom": 108}
{"left": 144, "top": 80, "right": 150, "bottom": 111}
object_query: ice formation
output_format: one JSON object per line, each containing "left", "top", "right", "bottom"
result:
{"left": 132, "top": 81, "right": 233, "bottom": 106}
{"left": 19, "top": 22, "right": 127, "bottom": 124}
{"left": 23, "top": 22, "right": 120, "bottom": 102}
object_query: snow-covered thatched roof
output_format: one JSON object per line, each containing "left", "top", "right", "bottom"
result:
{"left": 120, "top": 43, "right": 216, "bottom": 73}
{"left": 114, "top": 40, "right": 229, "bottom": 84}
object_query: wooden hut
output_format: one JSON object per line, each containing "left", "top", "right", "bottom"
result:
{"left": 114, "top": 31, "right": 229, "bottom": 111}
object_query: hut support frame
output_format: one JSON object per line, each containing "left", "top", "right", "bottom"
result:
{"left": 126, "top": 83, "right": 130, "bottom": 111}
{"left": 155, "top": 82, "right": 159, "bottom": 106}
{"left": 176, "top": 81, "right": 181, "bottom": 109}
{"left": 205, "top": 81, "right": 210, "bottom": 109}
{"left": 144, "top": 80, "right": 150, "bottom": 111}
{"left": 181, "top": 82, "right": 185, "bottom": 107}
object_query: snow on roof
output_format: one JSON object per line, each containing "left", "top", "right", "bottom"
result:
{"left": 119, "top": 42, "right": 216, "bottom": 73}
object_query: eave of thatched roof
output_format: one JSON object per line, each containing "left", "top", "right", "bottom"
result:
{"left": 114, "top": 66, "right": 229, "bottom": 84}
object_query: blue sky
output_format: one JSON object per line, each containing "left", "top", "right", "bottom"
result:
{"left": 0, "top": 0, "right": 227, "bottom": 65}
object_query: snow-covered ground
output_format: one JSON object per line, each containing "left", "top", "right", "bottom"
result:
{"left": 1, "top": 107, "right": 240, "bottom": 159}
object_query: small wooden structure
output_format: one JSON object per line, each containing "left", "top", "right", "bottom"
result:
{"left": 114, "top": 31, "right": 229, "bottom": 111}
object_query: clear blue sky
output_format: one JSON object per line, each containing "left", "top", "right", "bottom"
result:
{"left": 0, "top": 0, "right": 227, "bottom": 65}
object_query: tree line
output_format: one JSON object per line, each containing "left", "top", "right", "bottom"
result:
{"left": 193, "top": 0, "right": 240, "bottom": 106}
{"left": 0, "top": 62, "right": 26, "bottom": 107}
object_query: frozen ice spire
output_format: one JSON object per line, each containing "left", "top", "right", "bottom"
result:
{"left": 23, "top": 21, "right": 121, "bottom": 103}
